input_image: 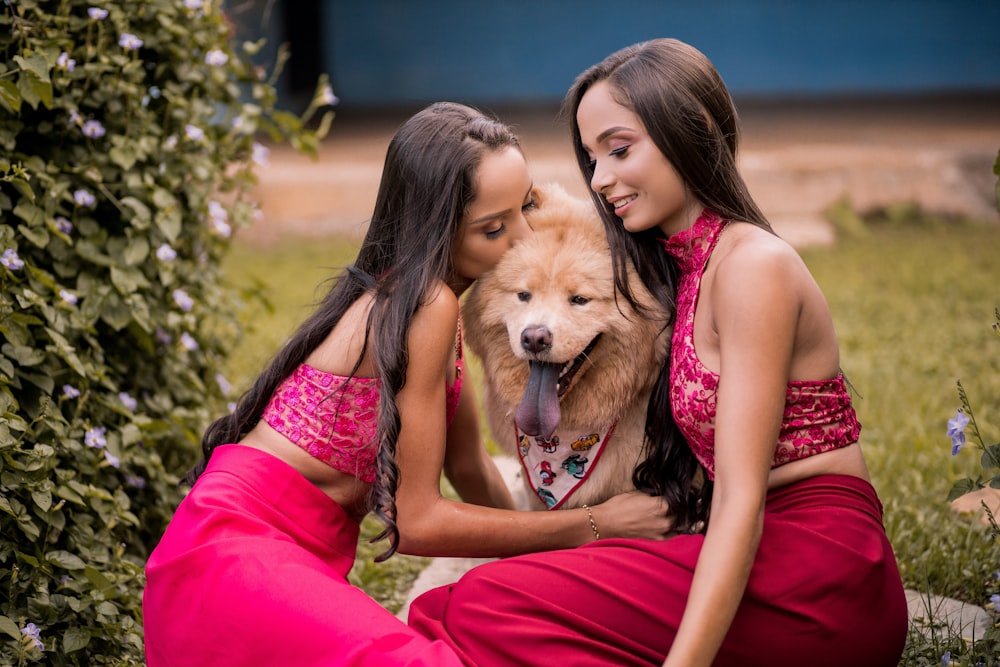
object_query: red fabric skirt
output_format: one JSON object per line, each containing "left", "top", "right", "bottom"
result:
{"left": 143, "top": 445, "right": 462, "bottom": 667}
{"left": 409, "top": 474, "right": 907, "bottom": 666}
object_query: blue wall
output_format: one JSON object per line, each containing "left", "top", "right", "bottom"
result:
{"left": 322, "top": 0, "right": 1000, "bottom": 107}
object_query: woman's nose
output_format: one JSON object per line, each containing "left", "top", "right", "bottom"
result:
{"left": 590, "top": 160, "right": 613, "bottom": 193}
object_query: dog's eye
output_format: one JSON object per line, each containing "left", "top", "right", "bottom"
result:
{"left": 517, "top": 292, "right": 531, "bottom": 302}
{"left": 570, "top": 295, "right": 590, "bottom": 306}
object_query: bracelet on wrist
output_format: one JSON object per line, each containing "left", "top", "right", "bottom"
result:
{"left": 582, "top": 504, "right": 600, "bottom": 541}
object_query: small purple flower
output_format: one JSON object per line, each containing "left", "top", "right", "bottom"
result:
{"left": 215, "top": 373, "right": 232, "bottom": 396}
{"left": 155, "top": 327, "right": 173, "bottom": 345}
{"left": 104, "top": 450, "right": 121, "bottom": 468}
{"left": 73, "top": 189, "right": 95, "bottom": 208}
{"left": 251, "top": 142, "right": 270, "bottom": 167}
{"left": 85, "top": 426, "right": 107, "bottom": 449}
{"left": 319, "top": 84, "right": 339, "bottom": 106}
{"left": 87, "top": 7, "right": 109, "bottom": 20}
{"left": 227, "top": 401, "right": 237, "bottom": 413}
{"left": 205, "top": 49, "right": 228, "bottom": 66}
{"left": 59, "top": 289, "right": 78, "bottom": 305}
{"left": 163, "top": 135, "right": 178, "bottom": 150}
{"left": 210, "top": 217, "right": 232, "bottom": 238}
{"left": 172, "top": 288, "right": 193, "bottom": 312}
{"left": 119, "top": 392, "right": 137, "bottom": 411}
{"left": 20, "top": 623, "right": 43, "bottom": 651}
{"left": 156, "top": 244, "right": 177, "bottom": 262}
{"left": 62, "top": 384, "right": 81, "bottom": 399}
{"left": 183, "top": 0, "right": 203, "bottom": 8}
{"left": 57, "top": 52, "right": 76, "bottom": 71}
{"left": 185, "top": 124, "right": 205, "bottom": 142}
{"left": 82, "top": 120, "right": 106, "bottom": 139}
{"left": 180, "top": 332, "right": 199, "bottom": 351}
{"left": 125, "top": 474, "right": 146, "bottom": 489}
{"left": 990, "top": 593, "right": 999, "bottom": 607}
{"left": 948, "top": 409, "right": 970, "bottom": 455}
{"left": 1, "top": 248, "right": 24, "bottom": 270}
{"left": 208, "top": 200, "right": 227, "bottom": 221}
{"left": 207, "top": 201, "right": 232, "bottom": 237}
{"left": 119, "top": 33, "right": 143, "bottom": 50}
{"left": 54, "top": 216, "right": 73, "bottom": 234}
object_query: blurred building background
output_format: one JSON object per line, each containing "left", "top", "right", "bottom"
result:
{"left": 227, "top": 0, "right": 1000, "bottom": 110}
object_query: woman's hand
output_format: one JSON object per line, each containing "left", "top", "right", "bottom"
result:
{"left": 589, "top": 491, "right": 673, "bottom": 540}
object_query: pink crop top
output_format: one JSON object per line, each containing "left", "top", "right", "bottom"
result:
{"left": 261, "top": 327, "right": 464, "bottom": 484}
{"left": 661, "top": 210, "right": 860, "bottom": 481}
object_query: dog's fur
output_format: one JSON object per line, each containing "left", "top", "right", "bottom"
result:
{"left": 464, "top": 183, "right": 669, "bottom": 510}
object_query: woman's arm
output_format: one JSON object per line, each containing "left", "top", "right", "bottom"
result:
{"left": 441, "top": 371, "right": 517, "bottom": 509}
{"left": 392, "top": 286, "right": 673, "bottom": 558}
{"left": 663, "top": 235, "right": 802, "bottom": 667}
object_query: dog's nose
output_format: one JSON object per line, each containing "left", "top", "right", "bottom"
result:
{"left": 520, "top": 326, "right": 553, "bottom": 354}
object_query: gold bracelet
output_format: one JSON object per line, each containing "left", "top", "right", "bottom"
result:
{"left": 582, "top": 504, "right": 600, "bottom": 541}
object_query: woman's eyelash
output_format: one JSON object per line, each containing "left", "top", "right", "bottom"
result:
{"left": 485, "top": 224, "right": 506, "bottom": 239}
{"left": 586, "top": 146, "right": 628, "bottom": 170}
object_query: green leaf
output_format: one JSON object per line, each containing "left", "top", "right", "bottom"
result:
{"left": 31, "top": 490, "right": 52, "bottom": 512}
{"left": 55, "top": 485, "right": 86, "bottom": 506}
{"left": 9, "top": 177, "right": 34, "bottom": 202}
{"left": 109, "top": 145, "right": 137, "bottom": 170}
{"left": 123, "top": 237, "right": 150, "bottom": 265}
{"left": 946, "top": 478, "right": 979, "bottom": 502}
{"left": 84, "top": 566, "right": 113, "bottom": 593}
{"left": 13, "top": 200, "right": 45, "bottom": 227}
{"left": 63, "top": 627, "right": 91, "bottom": 652}
{"left": 46, "top": 550, "right": 87, "bottom": 570}
{"left": 0, "top": 80, "right": 20, "bottom": 113}
{"left": 13, "top": 54, "right": 51, "bottom": 82}
{"left": 982, "top": 442, "right": 1000, "bottom": 469}
{"left": 3, "top": 343, "right": 46, "bottom": 367}
{"left": 20, "top": 371, "right": 54, "bottom": 394}
{"left": 0, "top": 616, "right": 21, "bottom": 640}
{"left": 110, "top": 265, "right": 150, "bottom": 294}
{"left": 120, "top": 196, "right": 152, "bottom": 225}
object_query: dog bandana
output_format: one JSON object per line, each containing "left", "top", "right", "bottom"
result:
{"left": 514, "top": 422, "right": 617, "bottom": 509}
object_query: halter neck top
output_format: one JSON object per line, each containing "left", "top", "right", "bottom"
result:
{"left": 661, "top": 211, "right": 860, "bottom": 481}
{"left": 260, "top": 325, "right": 464, "bottom": 484}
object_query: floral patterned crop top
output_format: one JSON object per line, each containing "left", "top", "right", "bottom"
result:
{"left": 260, "top": 325, "right": 464, "bottom": 484}
{"left": 660, "top": 210, "right": 860, "bottom": 481}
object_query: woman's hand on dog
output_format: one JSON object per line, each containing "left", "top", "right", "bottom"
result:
{"left": 591, "top": 491, "right": 674, "bottom": 540}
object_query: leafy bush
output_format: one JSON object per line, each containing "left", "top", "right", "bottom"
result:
{"left": 0, "top": 1, "right": 330, "bottom": 663}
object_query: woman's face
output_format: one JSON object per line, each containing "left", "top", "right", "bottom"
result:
{"left": 576, "top": 80, "right": 701, "bottom": 236}
{"left": 450, "top": 146, "right": 534, "bottom": 291}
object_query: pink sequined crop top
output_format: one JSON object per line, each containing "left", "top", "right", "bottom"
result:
{"left": 661, "top": 210, "right": 860, "bottom": 481}
{"left": 260, "top": 328, "right": 464, "bottom": 484}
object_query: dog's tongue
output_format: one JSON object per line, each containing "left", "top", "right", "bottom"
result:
{"left": 515, "top": 361, "right": 561, "bottom": 439}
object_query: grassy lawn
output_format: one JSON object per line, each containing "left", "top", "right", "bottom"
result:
{"left": 220, "top": 211, "right": 1000, "bottom": 664}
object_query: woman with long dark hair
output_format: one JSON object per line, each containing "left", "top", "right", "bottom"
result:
{"left": 143, "top": 102, "right": 671, "bottom": 667}
{"left": 409, "top": 42, "right": 908, "bottom": 667}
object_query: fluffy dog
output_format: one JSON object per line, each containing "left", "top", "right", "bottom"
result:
{"left": 463, "top": 183, "right": 669, "bottom": 510}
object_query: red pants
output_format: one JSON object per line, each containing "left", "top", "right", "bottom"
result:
{"left": 144, "top": 445, "right": 462, "bottom": 667}
{"left": 410, "top": 475, "right": 907, "bottom": 666}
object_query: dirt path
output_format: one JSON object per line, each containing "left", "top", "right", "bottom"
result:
{"left": 242, "top": 95, "right": 1000, "bottom": 247}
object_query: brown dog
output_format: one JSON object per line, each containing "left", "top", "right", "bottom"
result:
{"left": 463, "top": 183, "right": 669, "bottom": 510}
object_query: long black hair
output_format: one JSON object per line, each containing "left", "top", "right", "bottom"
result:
{"left": 188, "top": 102, "right": 522, "bottom": 559}
{"left": 563, "top": 39, "right": 772, "bottom": 532}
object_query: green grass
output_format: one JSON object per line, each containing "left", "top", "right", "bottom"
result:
{"left": 220, "top": 213, "right": 1000, "bottom": 664}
